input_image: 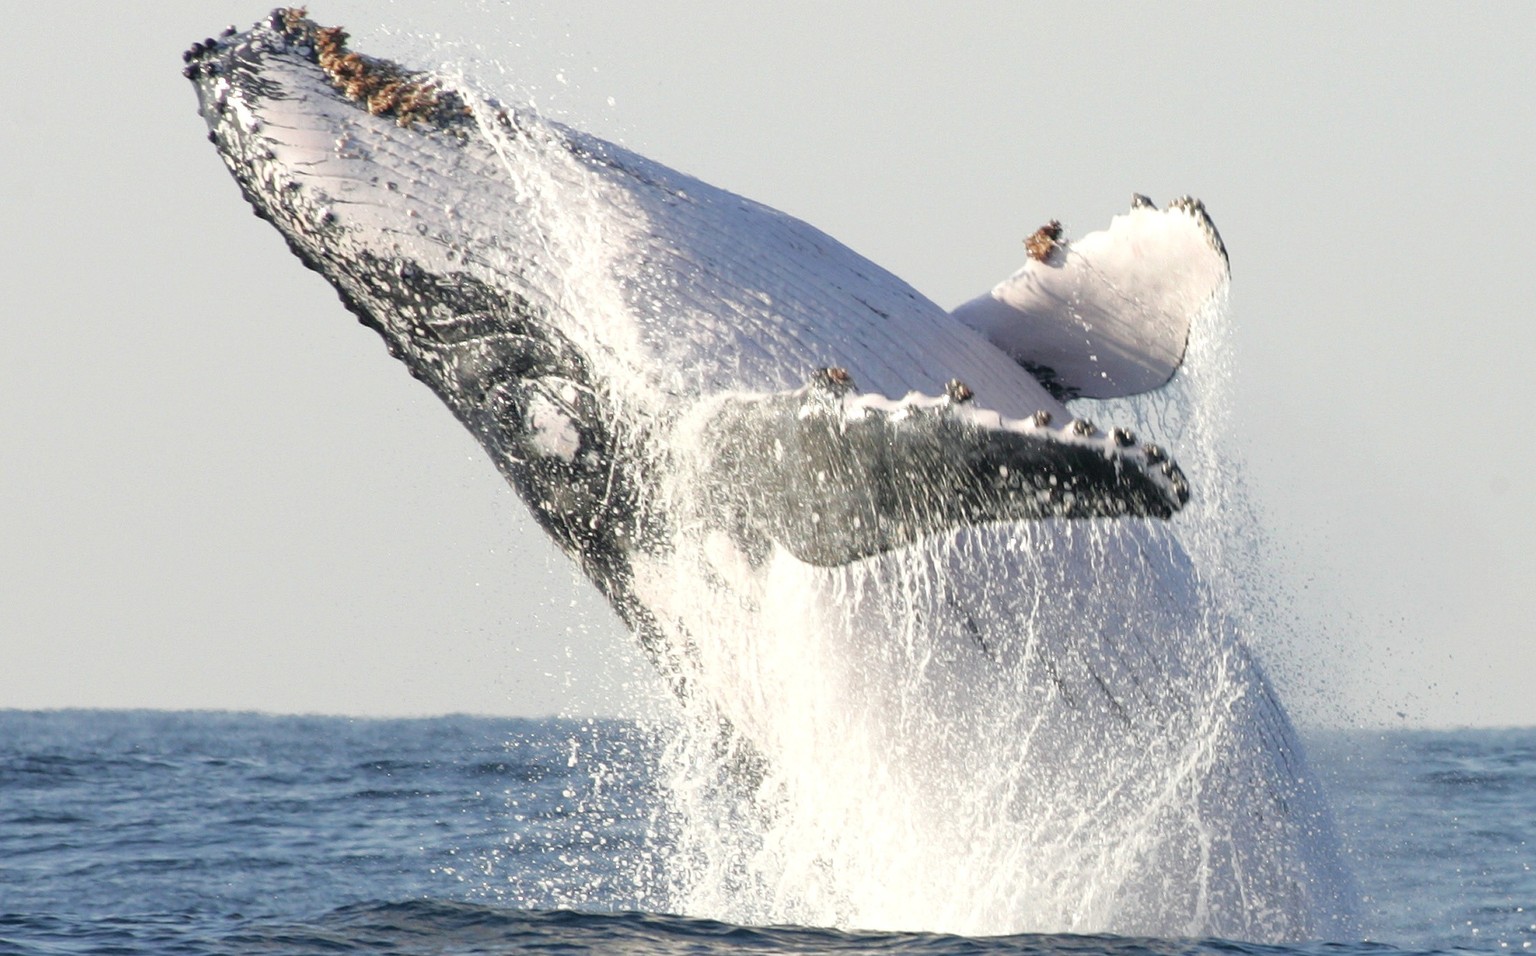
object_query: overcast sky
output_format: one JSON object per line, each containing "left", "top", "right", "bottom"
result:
{"left": 2, "top": 3, "right": 1531, "bottom": 727}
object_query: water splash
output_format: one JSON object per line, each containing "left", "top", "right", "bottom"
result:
{"left": 436, "top": 66, "right": 1354, "bottom": 941}
{"left": 632, "top": 292, "right": 1355, "bottom": 940}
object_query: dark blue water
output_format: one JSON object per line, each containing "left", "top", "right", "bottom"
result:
{"left": 1, "top": 711, "right": 1530, "bottom": 955}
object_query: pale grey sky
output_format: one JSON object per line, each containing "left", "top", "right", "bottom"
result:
{"left": 2, "top": 3, "right": 1531, "bottom": 726}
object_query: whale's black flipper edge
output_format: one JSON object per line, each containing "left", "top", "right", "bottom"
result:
{"left": 682, "top": 373, "right": 1190, "bottom": 568}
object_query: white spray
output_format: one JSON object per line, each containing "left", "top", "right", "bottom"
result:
{"left": 634, "top": 292, "right": 1355, "bottom": 940}
{"left": 446, "top": 78, "right": 1353, "bottom": 941}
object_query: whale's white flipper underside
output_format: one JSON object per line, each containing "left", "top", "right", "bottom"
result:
{"left": 951, "top": 198, "right": 1230, "bottom": 400}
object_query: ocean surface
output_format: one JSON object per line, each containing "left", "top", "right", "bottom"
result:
{"left": 1, "top": 710, "right": 1530, "bottom": 955}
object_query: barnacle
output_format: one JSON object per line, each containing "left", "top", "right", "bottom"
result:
{"left": 1025, "top": 219, "right": 1064, "bottom": 264}
{"left": 281, "top": 8, "right": 447, "bottom": 127}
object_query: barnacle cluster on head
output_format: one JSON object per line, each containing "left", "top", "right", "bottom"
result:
{"left": 279, "top": 6, "right": 309, "bottom": 34}
{"left": 275, "top": 7, "right": 466, "bottom": 128}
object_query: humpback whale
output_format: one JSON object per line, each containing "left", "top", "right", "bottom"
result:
{"left": 185, "top": 11, "right": 1355, "bottom": 940}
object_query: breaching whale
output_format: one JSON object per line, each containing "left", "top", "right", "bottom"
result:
{"left": 185, "top": 11, "right": 1355, "bottom": 940}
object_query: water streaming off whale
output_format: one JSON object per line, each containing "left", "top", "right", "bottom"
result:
{"left": 639, "top": 293, "right": 1352, "bottom": 937}
{"left": 186, "top": 11, "right": 1354, "bottom": 941}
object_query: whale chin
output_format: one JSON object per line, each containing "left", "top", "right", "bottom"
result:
{"left": 186, "top": 10, "right": 1353, "bottom": 941}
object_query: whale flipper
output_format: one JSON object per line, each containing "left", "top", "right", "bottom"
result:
{"left": 950, "top": 197, "right": 1230, "bottom": 400}
{"left": 688, "top": 374, "right": 1188, "bottom": 567}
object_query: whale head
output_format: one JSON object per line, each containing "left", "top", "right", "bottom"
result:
{"left": 184, "top": 10, "right": 1192, "bottom": 600}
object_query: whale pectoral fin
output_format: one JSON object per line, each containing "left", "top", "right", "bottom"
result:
{"left": 690, "top": 376, "right": 1188, "bottom": 568}
{"left": 950, "top": 196, "right": 1229, "bottom": 401}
